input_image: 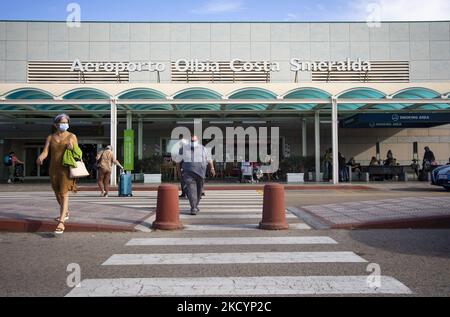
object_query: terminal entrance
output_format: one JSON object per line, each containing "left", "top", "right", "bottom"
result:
{"left": 19, "top": 142, "right": 101, "bottom": 181}
{"left": 0, "top": 84, "right": 449, "bottom": 185}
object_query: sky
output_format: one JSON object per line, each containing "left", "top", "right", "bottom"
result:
{"left": 0, "top": 0, "right": 449, "bottom": 22}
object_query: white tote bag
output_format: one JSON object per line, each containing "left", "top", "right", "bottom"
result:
{"left": 70, "top": 160, "right": 90, "bottom": 178}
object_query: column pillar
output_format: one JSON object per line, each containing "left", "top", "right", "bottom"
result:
{"left": 110, "top": 98, "right": 118, "bottom": 187}
{"left": 331, "top": 97, "right": 339, "bottom": 185}
{"left": 302, "top": 118, "right": 307, "bottom": 157}
{"left": 138, "top": 118, "right": 143, "bottom": 160}
{"left": 314, "top": 112, "right": 321, "bottom": 182}
{"left": 126, "top": 111, "right": 132, "bottom": 130}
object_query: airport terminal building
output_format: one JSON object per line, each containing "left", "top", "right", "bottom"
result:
{"left": 0, "top": 20, "right": 449, "bottom": 183}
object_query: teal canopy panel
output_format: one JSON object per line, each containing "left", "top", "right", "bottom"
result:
{"left": 338, "top": 87, "right": 386, "bottom": 110}
{"left": 279, "top": 88, "right": 331, "bottom": 110}
{"left": 62, "top": 88, "right": 110, "bottom": 100}
{"left": 118, "top": 88, "right": 169, "bottom": 111}
{"left": 385, "top": 87, "right": 448, "bottom": 110}
{"left": 5, "top": 88, "right": 54, "bottom": 100}
{"left": 173, "top": 88, "right": 222, "bottom": 111}
{"left": 118, "top": 88, "right": 166, "bottom": 100}
{"left": 227, "top": 88, "right": 276, "bottom": 111}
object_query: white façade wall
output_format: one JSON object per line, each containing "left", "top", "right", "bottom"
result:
{"left": 0, "top": 21, "right": 449, "bottom": 83}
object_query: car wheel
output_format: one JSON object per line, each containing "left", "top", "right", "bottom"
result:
{"left": 444, "top": 186, "right": 450, "bottom": 192}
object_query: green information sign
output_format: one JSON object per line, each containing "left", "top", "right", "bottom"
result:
{"left": 124, "top": 129, "right": 134, "bottom": 171}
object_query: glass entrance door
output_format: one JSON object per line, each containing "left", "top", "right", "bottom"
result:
{"left": 24, "top": 146, "right": 50, "bottom": 178}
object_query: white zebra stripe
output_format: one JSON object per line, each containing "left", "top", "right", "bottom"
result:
{"left": 182, "top": 223, "right": 311, "bottom": 230}
{"left": 65, "top": 276, "right": 412, "bottom": 297}
{"left": 179, "top": 213, "right": 297, "bottom": 219}
{"left": 126, "top": 236, "right": 337, "bottom": 246}
{"left": 102, "top": 251, "right": 367, "bottom": 266}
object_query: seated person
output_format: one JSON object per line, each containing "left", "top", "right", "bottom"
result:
{"left": 369, "top": 156, "right": 379, "bottom": 166}
{"left": 347, "top": 157, "right": 361, "bottom": 173}
{"left": 383, "top": 150, "right": 395, "bottom": 166}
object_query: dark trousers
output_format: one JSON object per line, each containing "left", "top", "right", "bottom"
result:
{"left": 182, "top": 171, "right": 204, "bottom": 210}
{"left": 180, "top": 174, "right": 186, "bottom": 195}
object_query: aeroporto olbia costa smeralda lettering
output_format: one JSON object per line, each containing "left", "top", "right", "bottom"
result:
{"left": 71, "top": 58, "right": 372, "bottom": 75}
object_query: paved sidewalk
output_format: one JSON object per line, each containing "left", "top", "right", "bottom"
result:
{"left": 0, "top": 181, "right": 373, "bottom": 192}
{"left": 293, "top": 196, "right": 450, "bottom": 229}
{"left": 0, "top": 191, "right": 153, "bottom": 232}
{"left": 1, "top": 181, "right": 449, "bottom": 232}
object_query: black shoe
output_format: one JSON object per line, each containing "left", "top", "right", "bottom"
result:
{"left": 179, "top": 194, "right": 186, "bottom": 198}
{"left": 201, "top": 192, "right": 205, "bottom": 197}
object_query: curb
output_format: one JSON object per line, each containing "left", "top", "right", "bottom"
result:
{"left": 77, "top": 184, "right": 374, "bottom": 192}
{"left": 330, "top": 215, "right": 450, "bottom": 229}
{"left": 0, "top": 218, "right": 138, "bottom": 233}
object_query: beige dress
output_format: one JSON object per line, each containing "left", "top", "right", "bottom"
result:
{"left": 49, "top": 133, "right": 77, "bottom": 194}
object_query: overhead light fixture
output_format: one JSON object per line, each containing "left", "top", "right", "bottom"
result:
{"left": 242, "top": 120, "right": 267, "bottom": 124}
{"left": 209, "top": 120, "right": 234, "bottom": 124}
{"left": 175, "top": 121, "right": 195, "bottom": 124}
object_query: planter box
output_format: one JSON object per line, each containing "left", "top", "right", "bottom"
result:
{"left": 308, "top": 172, "right": 324, "bottom": 182}
{"left": 131, "top": 173, "right": 144, "bottom": 181}
{"left": 287, "top": 173, "right": 304, "bottom": 183}
{"left": 143, "top": 174, "right": 162, "bottom": 184}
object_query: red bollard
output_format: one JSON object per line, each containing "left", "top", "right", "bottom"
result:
{"left": 152, "top": 184, "right": 183, "bottom": 230}
{"left": 259, "top": 184, "right": 289, "bottom": 230}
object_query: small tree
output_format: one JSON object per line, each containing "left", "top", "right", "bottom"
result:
{"left": 136, "top": 155, "right": 164, "bottom": 174}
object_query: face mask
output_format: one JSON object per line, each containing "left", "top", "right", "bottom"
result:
{"left": 191, "top": 141, "right": 199, "bottom": 148}
{"left": 58, "top": 123, "right": 69, "bottom": 132}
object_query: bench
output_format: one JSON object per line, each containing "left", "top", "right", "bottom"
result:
{"left": 359, "top": 165, "right": 415, "bottom": 181}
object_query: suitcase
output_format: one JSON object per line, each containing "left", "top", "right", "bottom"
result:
{"left": 118, "top": 172, "right": 133, "bottom": 197}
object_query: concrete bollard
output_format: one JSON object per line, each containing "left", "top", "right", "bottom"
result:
{"left": 259, "top": 183, "right": 289, "bottom": 230}
{"left": 152, "top": 184, "right": 182, "bottom": 230}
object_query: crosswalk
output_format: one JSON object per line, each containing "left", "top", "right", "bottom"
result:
{"left": 139, "top": 190, "right": 310, "bottom": 231}
{"left": 65, "top": 190, "right": 412, "bottom": 296}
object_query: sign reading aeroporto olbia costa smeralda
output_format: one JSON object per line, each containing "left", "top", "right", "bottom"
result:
{"left": 70, "top": 58, "right": 372, "bottom": 75}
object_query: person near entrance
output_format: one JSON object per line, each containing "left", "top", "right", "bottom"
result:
{"left": 96, "top": 145, "right": 124, "bottom": 198}
{"left": 177, "top": 136, "right": 215, "bottom": 215}
{"left": 422, "top": 146, "right": 436, "bottom": 172}
{"left": 6, "top": 152, "right": 24, "bottom": 184}
{"left": 322, "top": 148, "right": 333, "bottom": 181}
{"left": 178, "top": 139, "right": 206, "bottom": 199}
{"left": 36, "top": 114, "right": 78, "bottom": 235}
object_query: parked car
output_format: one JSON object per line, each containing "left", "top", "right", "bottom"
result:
{"left": 431, "top": 165, "right": 450, "bottom": 191}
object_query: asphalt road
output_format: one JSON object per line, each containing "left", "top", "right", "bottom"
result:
{"left": 0, "top": 228, "right": 449, "bottom": 297}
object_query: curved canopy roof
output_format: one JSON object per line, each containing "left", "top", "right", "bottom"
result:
{"left": 280, "top": 88, "right": 331, "bottom": 110}
{"left": 0, "top": 85, "right": 448, "bottom": 115}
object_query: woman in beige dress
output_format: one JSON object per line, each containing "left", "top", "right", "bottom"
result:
{"left": 96, "top": 145, "right": 123, "bottom": 198}
{"left": 37, "top": 114, "right": 78, "bottom": 234}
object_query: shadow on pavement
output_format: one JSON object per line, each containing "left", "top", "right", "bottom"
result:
{"left": 390, "top": 187, "right": 448, "bottom": 192}
{"left": 33, "top": 232, "right": 57, "bottom": 239}
{"left": 348, "top": 229, "right": 450, "bottom": 259}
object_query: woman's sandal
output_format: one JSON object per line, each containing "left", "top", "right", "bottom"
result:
{"left": 54, "top": 212, "right": 69, "bottom": 222}
{"left": 54, "top": 221, "right": 65, "bottom": 235}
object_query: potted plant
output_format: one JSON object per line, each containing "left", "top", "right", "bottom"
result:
{"left": 280, "top": 156, "right": 307, "bottom": 183}
{"left": 139, "top": 155, "right": 163, "bottom": 183}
